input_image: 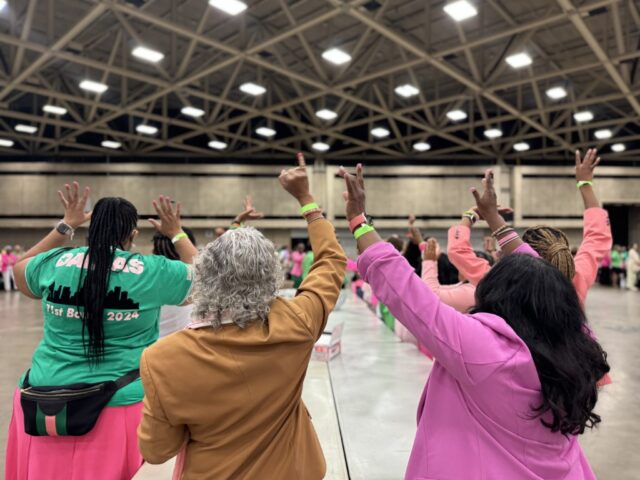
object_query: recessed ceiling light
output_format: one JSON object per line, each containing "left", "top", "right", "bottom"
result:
{"left": 0, "top": 138, "right": 14, "bottom": 147}
{"left": 395, "top": 84, "right": 419, "bottom": 98}
{"left": 102, "top": 140, "right": 122, "bottom": 149}
{"left": 611, "top": 143, "right": 625, "bottom": 153}
{"left": 316, "top": 109, "right": 337, "bottom": 120}
{"left": 43, "top": 105, "right": 67, "bottom": 115}
{"left": 444, "top": 0, "right": 478, "bottom": 21}
{"left": 413, "top": 142, "right": 431, "bottom": 152}
{"left": 322, "top": 48, "right": 352, "bottom": 65}
{"left": 545, "top": 86, "right": 567, "bottom": 100}
{"left": 505, "top": 52, "right": 532, "bottom": 69}
{"left": 371, "top": 127, "right": 390, "bottom": 138}
{"left": 513, "top": 142, "right": 530, "bottom": 152}
{"left": 181, "top": 106, "right": 205, "bottom": 118}
{"left": 446, "top": 109, "right": 467, "bottom": 122}
{"left": 15, "top": 124, "right": 37, "bottom": 134}
{"left": 79, "top": 80, "right": 108, "bottom": 94}
{"left": 0, "top": 1, "right": 7, "bottom": 11}
{"left": 312, "top": 142, "right": 330, "bottom": 152}
{"left": 239, "top": 82, "right": 266, "bottom": 96}
{"left": 594, "top": 129, "right": 612, "bottom": 140}
{"left": 131, "top": 46, "right": 164, "bottom": 63}
{"left": 208, "top": 0, "right": 247, "bottom": 15}
{"left": 573, "top": 111, "right": 594, "bottom": 123}
{"left": 256, "top": 126, "right": 276, "bottom": 137}
{"left": 484, "top": 128, "right": 503, "bottom": 139}
{"left": 208, "top": 140, "right": 228, "bottom": 150}
{"left": 136, "top": 124, "right": 158, "bottom": 135}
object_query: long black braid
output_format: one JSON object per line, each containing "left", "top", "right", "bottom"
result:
{"left": 152, "top": 227, "right": 196, "bottom": 260}
{"left": 78, "top": 197, "right": 138, "bottom": 362}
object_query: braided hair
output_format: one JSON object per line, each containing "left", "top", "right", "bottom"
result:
{"left": 78, "top": 197, "right": 138, "bottom": 362}
{"left": 522, "top": 226, "right": 576, "bottom": 280}
{"left": 153, "top": 227, "right": 196, "bottom": 260}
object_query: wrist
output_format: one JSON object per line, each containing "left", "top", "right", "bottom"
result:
{"left": 297, "top": 195, "right": 315, "bottom": 206}
{"left": 167, "top": 229, "right": 183, "bottom": 239}
{"left": 485, "top": 213, "right": 505, "bottom": 230}
{"left": 62, "top": 218, "right": 81, "bottom": 230}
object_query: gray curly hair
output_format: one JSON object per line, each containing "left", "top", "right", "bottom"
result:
{"left": 191, "top": 227, "right": 284, "bottom": 328}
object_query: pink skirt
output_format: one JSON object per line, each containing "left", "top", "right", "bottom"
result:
{"left": 5, "top": 389, "right": 144, "bottom": 480}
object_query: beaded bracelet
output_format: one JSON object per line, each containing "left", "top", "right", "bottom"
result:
{"left": 491, "top": 225, "right": 513, "bottom": 238}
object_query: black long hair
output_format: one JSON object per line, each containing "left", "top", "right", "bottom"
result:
{"left": 472, "top": 254, "right": 609, "bottom": 435}
{"left": 78, "top": 197, "right": 138, "bottom": 361}
{"left": 437, "top": 253, "right": 459, "bottom": 285}
{"left": 153, "top": 227, "right": 196, "bottom": 260}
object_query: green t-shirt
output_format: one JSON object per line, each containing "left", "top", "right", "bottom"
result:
{"left": 22, "top": 247, "right": 193, "bottom": 406}
{"left": 302, "top": 251, "right": 314, "bottom": 279}
{"left": 611, "top": 250, "right": 622, "bottom": 269}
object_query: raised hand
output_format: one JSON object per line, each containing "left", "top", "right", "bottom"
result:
{"left": 148, "top": 195, "right": 183, "bottom": 238}
{"left": 337, "top": 163, "right": 366, "bottom": 221}
{"left": 424, "top": 238, "right": 438, "bottom": 261}
{"left": 471, "top": 169, "right": 500, "bottom": 223}
{"left": 279, "top": 153, "right": 313, "bottom": 205}
{"left": 58, "top": 181, "right": 92, "bottom": 229}
{"left": 575, "top": 148, "right": 601, "bottom": 182}
{"left": 234, "top": 195, "right": 264, "bottom": 223}
{"left": 408, "top": 226, "right": 423, "bottom": 245}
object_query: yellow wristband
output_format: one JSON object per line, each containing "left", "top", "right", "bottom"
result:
{"left": 354, "top": 224, "right": 375, "bottom": 240}
{"left": 171, "top": 232, "right": 188, "bottom": 244}
{"left": 300, "top": 202, "right": 320, "bottom": 215}
{"left": 577, "top": 180, "right": 593, "bottom": 188}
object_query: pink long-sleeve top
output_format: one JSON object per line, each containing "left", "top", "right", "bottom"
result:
{"left": 358, "top": 242, "right": 595, "bottom": 480}
{"left": 421, "top": 260, "right": 476, "bottom": 313}
{"left": 448, "top": 208, "right": 613, "bottom": 304}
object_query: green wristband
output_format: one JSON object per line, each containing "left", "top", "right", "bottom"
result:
{"left": 577, "top": 180, "right": 593, "bottom": 188}
{"left": 171, "top": 232, "right": 188, "bottom": 244}
{"left": 299, "top": 202, "right": 320, "bottom": 215}
{"left": 354, "top": 224, "right": 375, "bottom": 240}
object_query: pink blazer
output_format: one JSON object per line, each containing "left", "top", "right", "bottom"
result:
{"left": 359, "top": 242, "right": 595, "bottom": 480}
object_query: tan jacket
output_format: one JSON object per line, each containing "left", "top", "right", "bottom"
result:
{"left": 138, "top": 219, "right": 346, "bottom": 479}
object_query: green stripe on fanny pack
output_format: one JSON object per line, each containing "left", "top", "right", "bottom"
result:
{"left": 35, "top": 405, "right": 47, "bottom": 436}
{"left": 55, "top": 405, "right": 68, "bottom": 436}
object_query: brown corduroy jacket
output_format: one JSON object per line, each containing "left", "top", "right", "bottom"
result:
{"left": 137, "top": 219, "right": 346, "bottom": 479}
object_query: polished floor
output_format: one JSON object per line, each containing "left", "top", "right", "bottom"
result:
{"left": 1, "top": 287, "right": 639, "bottom": 479}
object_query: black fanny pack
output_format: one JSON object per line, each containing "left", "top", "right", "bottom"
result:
{"left": 20, "top": 369, "right": 140, "bottom": 437}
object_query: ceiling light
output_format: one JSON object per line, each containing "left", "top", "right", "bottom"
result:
{"left": 101, "top": 140, "right": 122, "bottom": 149}
{"left": 312, "top": 142, "right": 330, "bottom": 152}
{"left": 371, "top": 127, "right": 390, "bottom": 138}
{"left": 256, "top": 126, "right": 276, "bottom": 137}
{"left": 43, "top": 105, "right": 67, "bottom": 115}
{"left": 573, "top": 111, "right": 594, "bottom": 123}
{"left": 209, "top": 0, "right": 247, "bottom": 15}
{"left": 444, "top": 1, "right": 478, "bottom": 21}
{"left": 316, "top": 109, "right": 337, "bottom": 120}
{"left": 131, "top": 46, "right": 164, "bottom": 63}
{"left": 15, "top": 124, "right": 37, "bottom": 134}
{"left": 395, "top": 84, "right": 419, "bottom": 98}
{"left": 505, "top": 52, "right": 532, "bottom": 69}
{"left": 0, "top": 1, "right": 6, "bottom": 11}
{"left": 611, "top": 143, "right": 625, "bottom": 153}
{"left": 413, "top": 142, "right": 431, "bottom": 152}
{"left": 181, "top": 106, "right": 205, "bottom": 118}
{"left": 136, "top": 124, "right": 158, "bottom": 135}
{"left": 594, "top": 129, "right": 612, "bottom": 140}
{"left": 79, "top": 80, "right": 108, "bottom": 94}
{"left": 322, "top": 48, "right": 352, "bottom": 65}
{"left": 0, "top": 138, "right": 14, "bottom": 147}
{"left": 446, "top": 109, "right": 467, "bottom": 121}
{"left": 484, "top": 128, "right": 503, "bottom": 139}
{"left": 545, "top": 86, "right": 567, "bottom": 100}
{"left": 513, "top": 142, "right": 530, "bottom": 152}
{"left": 208, "top": 140, "right": 228, "bottom": 150}
{"left": 239, "top": 82, "right": 266, "bottom": 96}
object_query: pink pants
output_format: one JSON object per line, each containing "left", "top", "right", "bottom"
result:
{"left": 5, "top": 389, "right": 144, "bottom": 480}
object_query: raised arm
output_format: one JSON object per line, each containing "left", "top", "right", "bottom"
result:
{"left": 281, "top": 154, "right": 347, "bottom": 339}
{"left": 447, "top": 215, "right": 491, "bottom": 287}
{"left": 148, "top": 196, "right": 198, "bottom": 264}
{"left": 13, "top": 181, "right": 92, "bottom": 299}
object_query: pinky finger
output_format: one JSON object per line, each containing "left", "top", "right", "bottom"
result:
{"left": 591, "top": 157, "right": 601, "bottom": 169}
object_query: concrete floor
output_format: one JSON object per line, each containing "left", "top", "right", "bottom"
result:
{"left": 1, "top": 287, "right": 639, "bottom": 479}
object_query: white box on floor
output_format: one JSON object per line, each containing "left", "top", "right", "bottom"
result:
{"left": 313, "top": 323, "right": 344, "bottom": 361}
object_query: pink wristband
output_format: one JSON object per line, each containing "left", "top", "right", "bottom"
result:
{"left": 497, "top": 231, "right": 519, "bottom": 247}
{"left": 349, "top": 213, "right": 367, "bottom": 233}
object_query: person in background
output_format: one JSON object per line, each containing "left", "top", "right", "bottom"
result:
{"left": 1, "top": 246, "right": 18, "bottom": 291}
{"left": 14, "top": 245, "right": 25, "bottom": 261}
{"left": 302, "top": 249, "right": 314, "bottom": 280}
{"left": 290, "top": 242, "right": 306, "bottom": 288}
{"left": 598, "top": 251, "right": 612, "bottom": 286}
{"left": 5, "top": 183, "right": 197, "bottom": 480}
{"left": 278, "top": 245, "right": 291, "bottom": 277}
{"left": 405, "top": 216, "right": 422, "bottom": 276}
{"left": 627, "top": 243, "right": 640, "bottom": 291}
{"left": 611, "top": 245, "right": 624, "bottom": 288}
{"left": 137, "top": 154, "right": 346, "bottom": 479}
{"left": 339, "top": 164, "right": 608, "bottom": 480}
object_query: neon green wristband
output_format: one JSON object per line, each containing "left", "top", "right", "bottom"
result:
{"left": 171, "top": 232, "right": 188, "bottom": 244}
{"left": 577, "top": 180, "right": 593, "bottom": 188}
{"left": 299, "top": 202, "right": 320, "bottom": 215}
{"left": 354, "top": 224, "right": 375, "bottom": 240}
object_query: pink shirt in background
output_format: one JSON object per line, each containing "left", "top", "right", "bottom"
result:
{"left": 421, "top": 260, "right": 476, "bottom": 313}
{"left": 358, "top": 242, "right": 595, "bottom": 480}
{"left": 1, "top": 253, "right": 17, "bottom": 273}
{"left": 447, "top": 225, "right": 491, "bottom": 286}
{"left": 290, "top": 251, "right": 304, "bottom": 277}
